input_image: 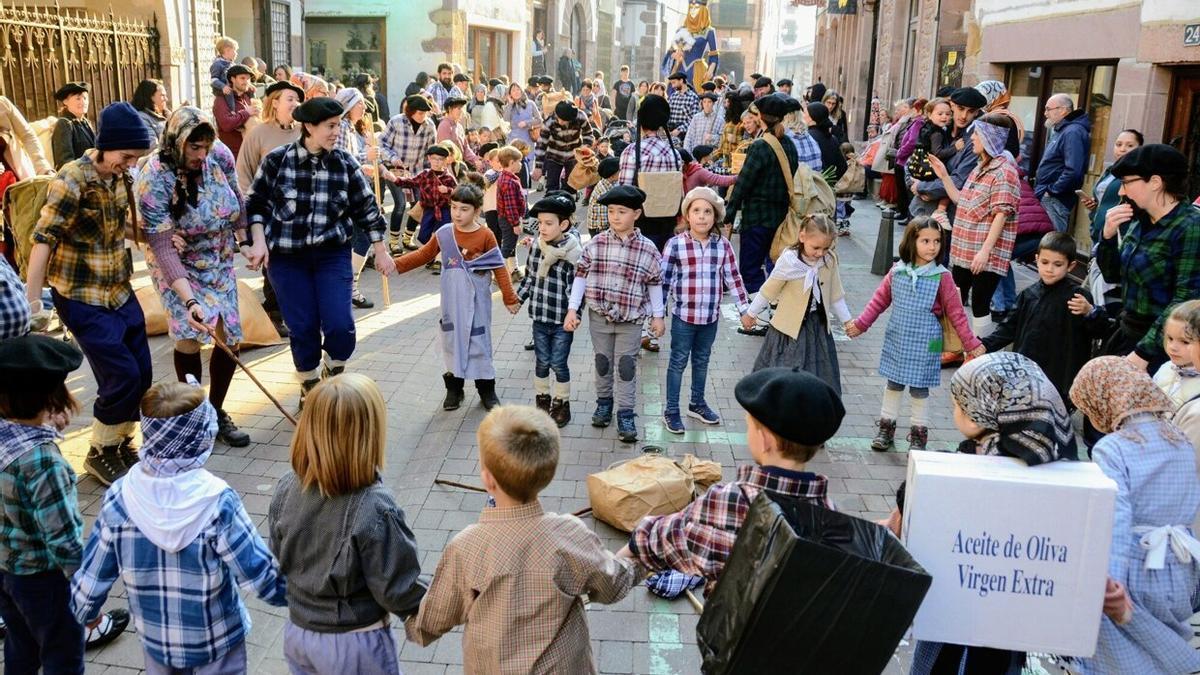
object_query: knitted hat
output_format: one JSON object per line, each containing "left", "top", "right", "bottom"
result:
{"left": 637, "top": 94, "right": 670, "bottom": 130}
{"left": 681, "top": 186, "right": 726, "bottom": 224}
{"left": 95, "top": 102, "right": 154, "bottom": 151}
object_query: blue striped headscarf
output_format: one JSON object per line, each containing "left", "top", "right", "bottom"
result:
{"left": 139, "top": 376, "right": 218, "bottom": 477}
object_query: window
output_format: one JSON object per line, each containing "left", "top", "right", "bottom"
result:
{"left": 269, "top": 1, "right": 291, "bottom": 69}
{"left": 900, "top": 0, "right": 919, "bottom": 95}
{"left": 714, "top": 0, "right": 751, "bottom": 29}
{"left": 305, "top": 18, "right": 385, "bottom": 85}
{"left": 468, "top": 28, "right": 512, "bottom": 83}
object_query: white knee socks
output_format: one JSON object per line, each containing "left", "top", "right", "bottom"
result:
{"left": 880, "top": 387, "right": 902, "bottom": 420}
{"left": 910, "top": 395, "right": 929, "bottom": 427}
{"left": 534, "top": 376, "right": 551, "bottom": 396}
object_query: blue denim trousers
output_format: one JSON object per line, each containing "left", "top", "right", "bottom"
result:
{"left": 665, "top": 318, "right": 719, "bottom": 415}
{"left": 990, "top": 233, "right": 1043, "bottom": 311}
{"left": 267, "top": 244, "right": 355, "bottom": 373}
{"left": 532, "top": 320, "right": 573, "bottom": 382}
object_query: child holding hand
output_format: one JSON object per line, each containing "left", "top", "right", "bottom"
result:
{"left": 1151, "top": 300, "right": 1200, "bottom": 410}
{"left": 849, "top": 217, "right": 983, "bottom": 451}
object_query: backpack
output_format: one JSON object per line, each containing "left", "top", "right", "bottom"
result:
{"left": 761, "top": 134, "right": 836, "bottom": 261}
{"left": 3, "top": 175, "right": 54, "bottom": 276}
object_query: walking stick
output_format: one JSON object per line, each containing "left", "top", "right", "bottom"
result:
{"left": 204, "top": 327, "right": 298, "bottom": 426}
{"left": 433, "top": 478, "right": 592, "bottom": 517}
{"left": 367, "top": 115, "right": 391, "bottom": 308}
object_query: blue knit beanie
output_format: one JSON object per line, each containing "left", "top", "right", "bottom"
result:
{"left": 96, "top": 102, "right": 154, "bottom": 151}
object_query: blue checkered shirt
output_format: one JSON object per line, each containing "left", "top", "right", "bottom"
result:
{"left": 787, "top": 130, "right": 824, "bottom": 172}
{"left": 668, "top": 89, "right": 699, "bottom": 135}
{"left": 427, "top": 81, "right": 455, "bottom": 110}
{"left": 70, "top": 482, "right": 287, "bottom": 668}
{"left": 0, "top": 257, "right": 29, "bottom": 339}
{"left": 245, "top": 141, "right": 386, "bottom": 254}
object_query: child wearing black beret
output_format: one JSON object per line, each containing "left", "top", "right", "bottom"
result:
{"left": 619, "top": 367, "right": 842, "bottom": 593}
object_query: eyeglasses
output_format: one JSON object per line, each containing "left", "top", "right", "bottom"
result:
{"left": 1118, "top": 177, "right": 1145, "bottom": 186}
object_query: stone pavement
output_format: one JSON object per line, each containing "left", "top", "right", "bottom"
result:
{"left": 43, "top": 197, "right": 1041, "bottom": 674}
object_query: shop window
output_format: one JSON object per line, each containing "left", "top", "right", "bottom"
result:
{"left": 306, "top": 18, "right": 385, "bottom": 86}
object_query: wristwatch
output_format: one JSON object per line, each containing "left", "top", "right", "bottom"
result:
{"left": 238, "top": 239, "right": 253, "bottom": 248}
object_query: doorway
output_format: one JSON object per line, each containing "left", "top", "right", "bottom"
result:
{"left": 1165, "top": 68, "right": 1200, "bottom": 202}
{"left": 468, "top": 28, "right": 512, "bottom": 83}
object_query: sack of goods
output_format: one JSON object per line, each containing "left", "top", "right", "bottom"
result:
{"left": 587, "top": 453, "right": 721, "bottom": 532}
{"left": 697, "top": 493, "right": 931, "bottom": 675}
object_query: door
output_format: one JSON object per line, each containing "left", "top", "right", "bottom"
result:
{"left": 1166, "top": 68, "right": 1200, "bottom": 202}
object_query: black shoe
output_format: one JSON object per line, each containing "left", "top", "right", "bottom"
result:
{"left": 299, "top": 377, "right": 320, "bottom": 411}
{"left": 592, "top": 397, "right": 614, "bottom": 427}
{"left": 216, "top": 409, "right": 251, "bottom": 447}
{"left": 476, "top": 379, "right": 501, "bottom": 410}
{"left": 524, "top": 339, "right": 536, "bottom": 351}
{"left": 549, "top": 399, "right": 571, "bottom": 428}
{"left": 352, "top": 290, "right": 375, "bottom": 309}
{"left": 737, "top": 324, "right": 768, "bottom": 337}
{"left": 84, "top": 608, "right": 130, "bottom": 650}
{"left": 442, "top": 373, "right": 465, "bottom": 410}
{"left": 535, "top": 393, "right": 552, "bottom": 412}
{"left": 117, "top": 436, "right": 139, "bottom": 470}
{"left": 84, "top": 445, "right": 127, "bottom": 486}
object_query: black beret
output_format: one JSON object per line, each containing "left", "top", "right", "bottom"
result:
{"left": 225, "top": 64, "right": 255, "bottom": 80}
{"left": 950, "top": 86, "right": 987, "bottom": 110}
{"left": 0, "top": 333, "right": 83, "bottom": 386}
{"left": 596, "top": 184, "right": 646, "bottom": 209}
{"left": 701, "top": 81, "right": 717, "bottom": 92}
{"left": 1110, "top": 143, "right": 1188, "bottom": 180}
{"left": 453, "top": 73, "right": 471, "bottom": 83}
{"left": 637, "top": 94, "right": 671, "bottom": 130}
{"left": 700, "top": 92, "right": 718, "bottom": 102}
{"left": 488, "top": 78, "right": 502, "bottom": 88}
{"left": 265, "top": 80, "right": 304, "bottom": 100}
{"left": 528, "top": 77, "right": 539, "bottom": 87}
{"left": 735, "top": 367, "right": 845, "bottom": 445}
{"left": 754, "top": 76, "right": 773, "bottom": 89}
{"left": 538, "top": 76, "right": 554, "bottom": 86}
{"left": 425, "top": 145, "right": 450, "bottom": 157}
{"left": 667, "top": 72, "right": 687, "bottom": 81}
{"left": 598, "top": 156, "right": 620, "bottom": 178}
{"left": 527, "top": 191, "right": 577, "bottom": 219}
{"left": 54, "top": 81, "right": 88, "bottom": 101}
{"left": 806, "top": 101, "right": 831, "bottom": 126}
{"left": 292, "top": 97, "right": 344, "bottom": 123}
{"left": 777, "top": 79, "right": 794, "bottom": 87}
{"left": 478, "top": 142, "right": 499, "bottom": 156}
{"left": 691, "top": 144, "right": 715, "bottom": 161}
{"left": 404, "top": 94, "right": 432, "bottom": 113}
{"left": 554, "top": 100, "right": 577, "bottom": 120}
{"left": 443, "top": 96, "right": 468, "bottom": 110}
{"left": 936, "top": 85, "right": 956, "bottom": 98}
{"left": 755, "top": 93, "right": 801, "bottom": 118}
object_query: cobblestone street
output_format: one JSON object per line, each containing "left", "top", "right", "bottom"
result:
{"left": 56, "top": 198, "right": 1032, "bottom": 674}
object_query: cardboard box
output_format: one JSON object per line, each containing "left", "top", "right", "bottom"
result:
{"left": 902, "top": 451, "right": 1117, "bottom": 657}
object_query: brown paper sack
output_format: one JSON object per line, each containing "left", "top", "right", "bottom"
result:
{"left": 134, "top": 282, "right": 281, "bottom": 349}
{"left": 588, "top": 454, "right": 720, "bottom": 532}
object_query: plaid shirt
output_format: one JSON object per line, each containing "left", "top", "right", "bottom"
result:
{"left": 405, "top": 501, "right": 638, "bottom": 675}
{"left": 0, "top": 421, "right": 82, "bottom": 575}
{"left": 427, "top": 81, "right": 455, "bottom": 110}
{"left": 787, "top": 129, "right": 824, "bottom": 171}
{"left": 947, "top": 157, "right": 1021, "bottom": 276}
{"left": 395, "top": 168, "right": 457, "bottom": 222}
{"left": 516, "top": 233, "right": 580, "bottom": 323}
{"left": 683, "top": 109, "right": 724, "bottom": 152}
{"left": 0, "top": 257, "right": 29, "bottom": 339}
{"left": 334, "top": 118, "right": 368, "bottom": 165}
{"left": 724, "top": 136, "right": 798, "bottom": 229}
{"left": 31, "top": 152, "right": 132, "bottom": 309}
{"left": 246, "top": 141, "right": 386, "bottom": 254}
{"left": 662, "top": 232, "right": 750, "bottom": 324}
{"left": 1097, "top": 202, "right": 1200, "bottom": 361}
{"left": 535, "top": 110, "right": 595, "bottom": 170}
{"left": 70, "top": 484, "right": 287, "bottom": 668}
{"left": 629, "top": 464, "right": 832, "bottom": 594}
{"left": 586, "top": 178, "right": 615, "bottom": 232}
{"left": 573, "top": 228, "right": 663, "bottom": 322}
{"left": 495, "top": 170, "right": 526, "bottom": 225}
{"left": 617, "top": 134, "right": 681, "bottom": 186}
{"left": 667, "top": 88, "right": 699, "bottom": 135}
{"left": 380, "top": 115, "right": 438, "bottom": 171}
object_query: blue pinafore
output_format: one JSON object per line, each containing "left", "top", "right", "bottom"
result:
{"left": 436, "top": 224, "right": 505, "bottom": 380}
{"left": 878, "top": 264, "right": 947, "bottom": 389}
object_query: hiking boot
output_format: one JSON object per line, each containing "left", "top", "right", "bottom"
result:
{"left": 687, "top": 402, "right": 722, "bottom": 425}
{"left": 216, "top": 409, "right": 251, "bottom": 448}
{"left": 442, "top": 373, "right": 465, "bottom": 410}
{"left": 617, "top": 410, "right": 638, "bottom": 443}
{"left": 871, "top": 418, "right": 897, "bottom": 452}
{"left": 117, "top": 436, "right": 139, "bottom": 470}
{"left": 663, "top": 411, "right": 685, "bottom": 435}
{"left": 299, "top": 377, "right": 320, "bottom": 411}
{"left": 84, "top": 445, "right": 127, "bottom": 486}
{"left": 476, "top": 379, "right": 501, "bottom": 410}
{"left": 535, "top": 393, "right": 552, "bottom": 412}
{"left": 84, "top": 608, "right": 130, "bottom": 651}
{"left": 403, "top": 230, "right": 420, "bottom": 251}
{"left": 907, "top": 425, "right": 929, "bottom": 451}
{"left": 592, "top": 397, "right": 614, "bottom": 427}
{"left": 426, "top": 260, "right": 441, "bottom": 275}
{"left": 351, "top": 287, "right": 374, "bottom": 309}
{"left": 549, "top": 398, "right": 571, "bottom": 428}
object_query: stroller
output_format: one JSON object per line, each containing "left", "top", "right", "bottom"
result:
{"left": 604, "top": 118, "right": 635, "bottom": 156}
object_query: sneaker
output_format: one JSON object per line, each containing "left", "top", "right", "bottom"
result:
{"left": 641, "top": 336, "right": 660, "bottom": 352}
{"left": 591, "top": 397, "right": 614, "bottom": 428}
{"left": 85, "top": 608, "right": 130, "bottom": 650}
{"left": 298, "top": 377, "right": 320, "bottom": 411}
{"left": 687, "top": 403, "right": 721, "bottom": 425}
{"left": 907, "top": 425, "right": 929, "bottom": 451}
{"left": 617, "top": 410, "right": 638, "bottom": 443}
{"left": 117, "top": 436, "right": 139, "bottom": 470}
{"left": 351, "top": 289, "right": 374, "bottom": 309}
{"left": 535, "top": 393, "right": 552, "bottom": 412}
{"left": 84, "top": 445, "right": 126, "bottom": 486}
{"left": 216, "top": 409, "right": 251, "bottom": 447}
{"left": 524, "top": 339, "right": 535, "bottom": 351}
{"left": 663, "top": 411, "right": 685, "bottom": 434}
{"left": 549, "top": 398, "right": 571, "bottom": 428}
{"left": 871, "top": 418, "right": 897, "bottom": 452}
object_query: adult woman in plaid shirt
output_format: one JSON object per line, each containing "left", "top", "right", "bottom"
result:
{"left": 380, "top": 95, "right": 438, "bottom": 251}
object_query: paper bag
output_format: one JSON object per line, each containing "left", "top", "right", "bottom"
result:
{"left": 135, "top": 285, "right": 168, "bottom": 336}
{"left": 587, "top": 455, "right": 696, "bottom": 532}
{"left": 134, "top": 282, "right": 281, "bottom": 349}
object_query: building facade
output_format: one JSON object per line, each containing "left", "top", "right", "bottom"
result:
{"left": 709, "top": 0, "right": 781, "bottom": 82}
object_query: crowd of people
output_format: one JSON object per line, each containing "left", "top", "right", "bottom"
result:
{"left": 0, "top": 32, "right": 1199, "bottom": 675}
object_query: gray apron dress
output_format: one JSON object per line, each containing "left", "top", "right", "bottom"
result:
{"left": 436, "top": 224, "right": 505, "bottom": 380}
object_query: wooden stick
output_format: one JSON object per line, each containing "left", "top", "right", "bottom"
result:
{"left": 367, "top": 114, "right": 391, "bottom": 309}
{"left": 684, "top": 589, "right": 704, "bottom": 614}
{"left": 433, "top": 478, "right": 488, "bottom": 493}
{"left": 206, "top": 329, "right": 298, "bottom": 426}
{"left": 572, "top": 507, "right": 592, "bottom": 518}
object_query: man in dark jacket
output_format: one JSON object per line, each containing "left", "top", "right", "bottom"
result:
{"left": 1035, "top": 93, "right": 1091, "bottom": 233}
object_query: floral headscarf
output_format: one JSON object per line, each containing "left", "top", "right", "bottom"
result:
{"left": 160, "top": 106, "right": 214, "bottom": 169}
{"left": 1069, "top": 356, "right": 1175, "bottom": 434}
{"left": 950, "top": 352, "right": 1076, "bottom": 465}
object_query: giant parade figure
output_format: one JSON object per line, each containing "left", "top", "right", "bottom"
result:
{"left": 660, "top": 0, "right": 719, "bottom": 90}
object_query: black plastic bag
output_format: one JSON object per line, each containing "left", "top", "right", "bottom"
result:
{"left": 696, "top": 492, "right": 932, "bottom": 675}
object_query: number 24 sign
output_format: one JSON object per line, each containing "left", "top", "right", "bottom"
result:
{"left": 1187, "top": 24, "right": 1200, "bottom": 47}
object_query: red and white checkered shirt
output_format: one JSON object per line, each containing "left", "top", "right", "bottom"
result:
{"left": 573, "top": 228, "right": 663, "bottom": 322}
{"left": 662, "top": 231, "right": 750, "bottom": 324}
{"left": 495, "top": 170, "right": 526, "bottom": 225}
{"left": 617, "top": 134, "right": 681, "bottom": 186}
{"left": 948, "top": 156, "right": 1021, "bottom": 276}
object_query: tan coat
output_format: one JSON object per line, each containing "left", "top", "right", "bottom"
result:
{"left": 759, "top": 252, "right": 846, "bottom": 339}
{"left": 0, "top": 96, "right": 52, "bottom": 179}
